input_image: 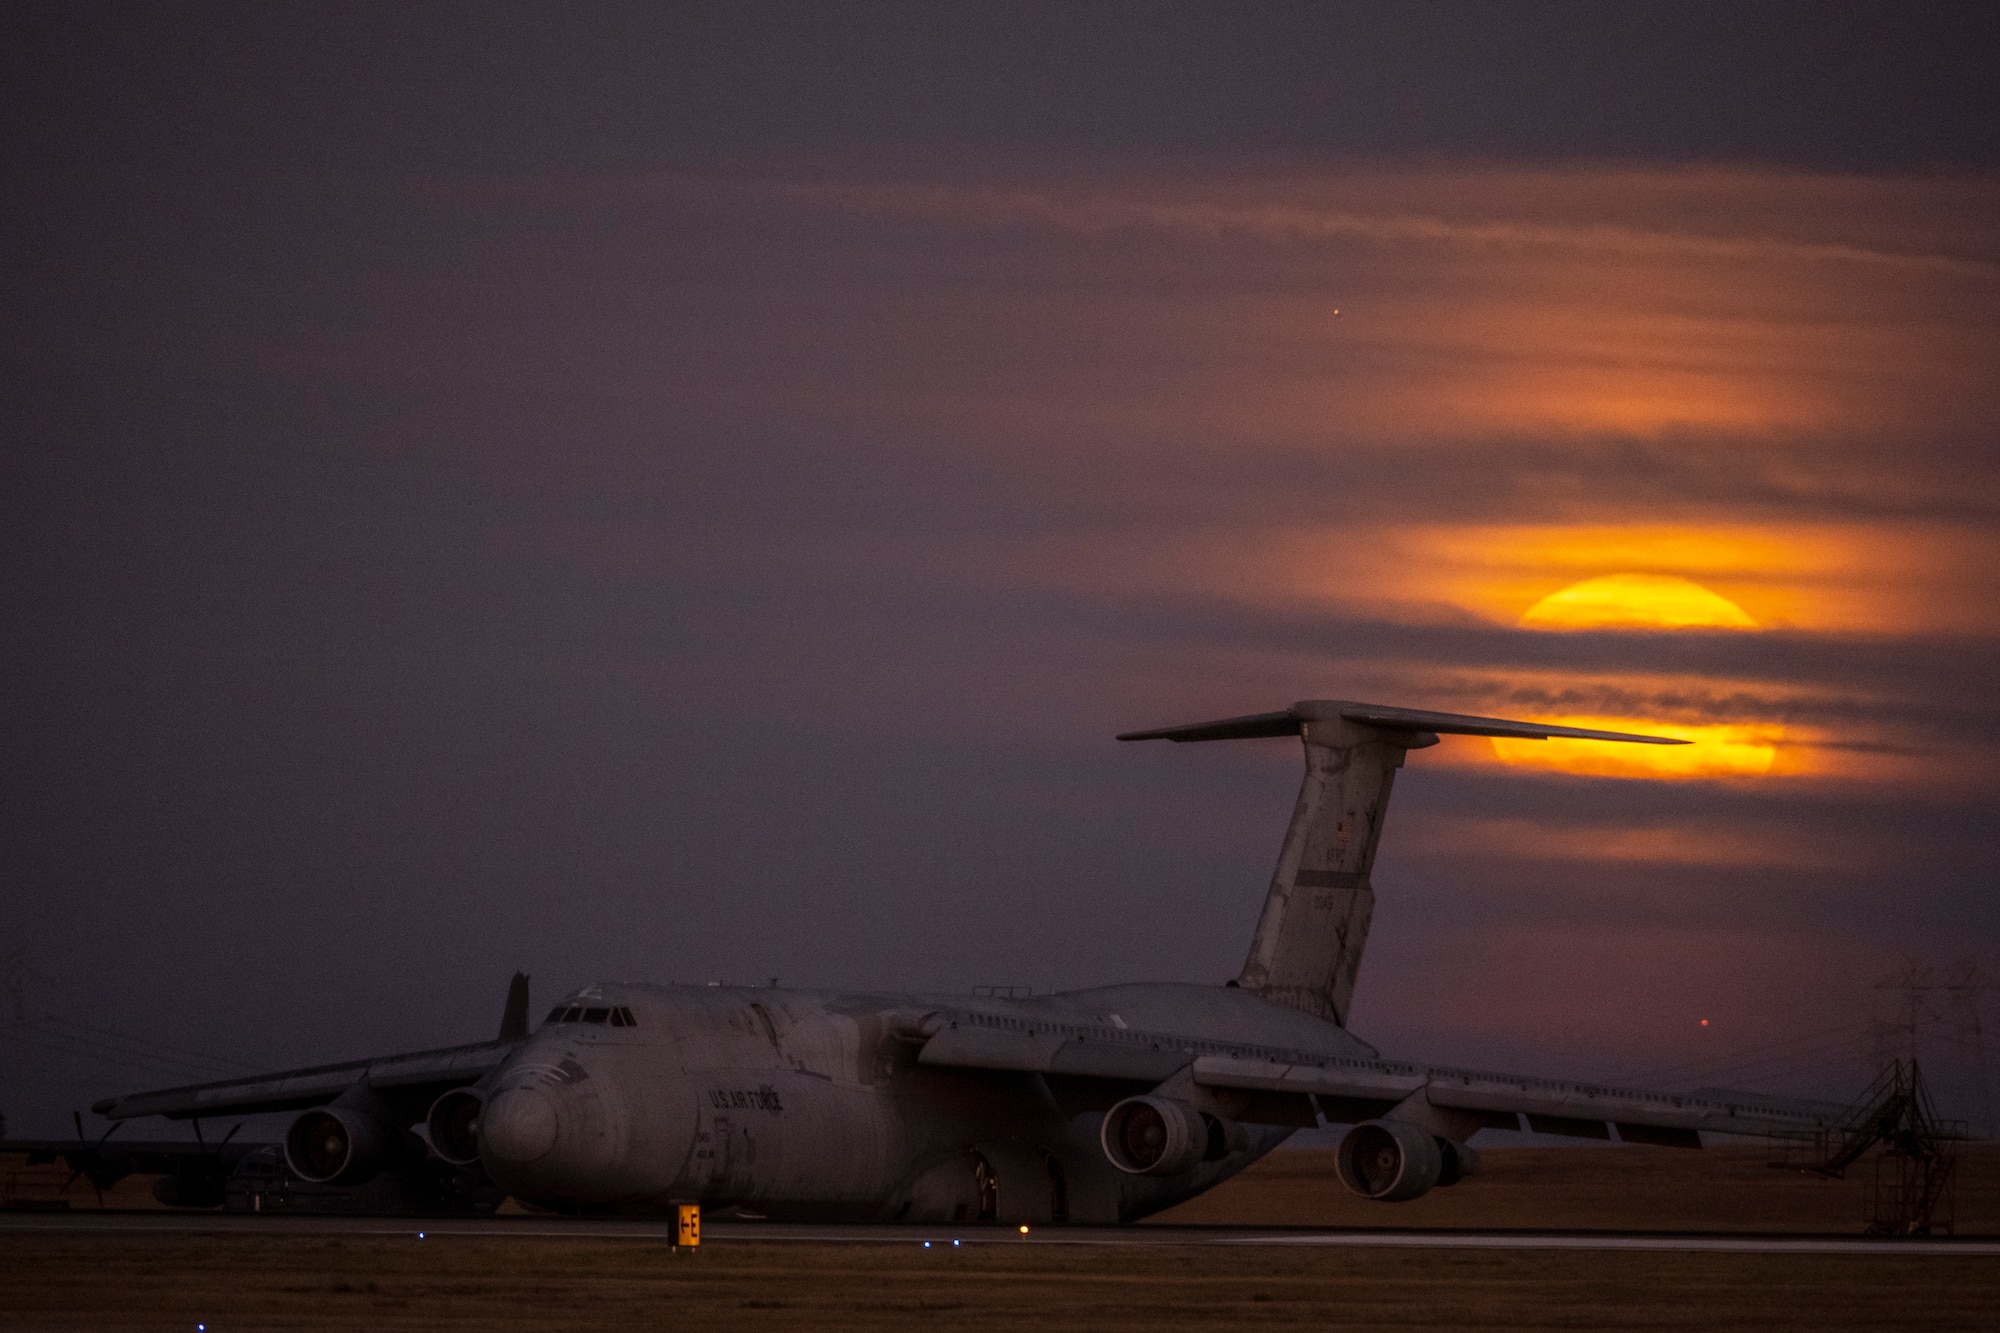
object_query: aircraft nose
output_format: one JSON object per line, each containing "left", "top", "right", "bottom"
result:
{"left": 481, "top": 1086, "right": 561, "bottom": 1163}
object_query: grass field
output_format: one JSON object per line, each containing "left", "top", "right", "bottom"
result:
{"left": 4, "top": 1232, "right": 1997, "bottom": 1332}
{"left": 4, "top": 1146, "right": 1996, "bottom": 1331}
{"left": 1155, "top": 1143, "right": 2000, "bottom": 1233}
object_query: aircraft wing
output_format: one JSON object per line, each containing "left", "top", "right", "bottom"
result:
{"left": 916, "top": 1017, "right": 1838, "bottom": 1143}
{"left": 91, "top": 1039, "right": 513, "bottom": 1121}
{"left": 1191, "top": 1055, "right": 1839, "bottom": 1144}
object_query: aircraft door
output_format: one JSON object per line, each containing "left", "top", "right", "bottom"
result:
{"left": 700, "top": 1113, "right": 756, "bottom": 1202}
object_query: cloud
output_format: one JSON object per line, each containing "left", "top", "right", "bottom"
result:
{"left": 793, "top": 172, "right": 2000, "bottom": 277}
{"left": 8, "top": 158, "right": 1996, "bottom": 1126}
{"left": 765, "top": 168, "right": 2000, "bottom": 485}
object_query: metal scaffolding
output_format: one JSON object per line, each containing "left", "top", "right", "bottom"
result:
{"left": 1779, "top": 1059, "right": 1963, "bottom": 1235}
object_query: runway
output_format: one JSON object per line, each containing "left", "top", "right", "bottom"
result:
{"left": 4, "top": 1210, "right": 1993, "bottom": 1256}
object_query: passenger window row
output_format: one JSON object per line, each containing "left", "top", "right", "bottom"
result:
{"left": 544, "top": 1005, "right": 638, "bottom": 1027}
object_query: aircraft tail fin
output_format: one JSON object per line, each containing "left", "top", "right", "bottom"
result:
{"left": 1120, "top": 701, "right": 1682, "bottom": 1025}
{"left": 499, "top": 971, "right": 531, "bottom": 1042}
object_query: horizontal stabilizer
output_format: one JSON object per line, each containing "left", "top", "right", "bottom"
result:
{"left": 1116, "top": 710, "right": 1301, "bottom": 743}
{"left": 1118, "top": 700, "right": 1688, "bottom": 745}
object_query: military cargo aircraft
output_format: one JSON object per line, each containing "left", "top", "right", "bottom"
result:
{"left": 67, "top": 700, "right": 1843, "bottom": 1222}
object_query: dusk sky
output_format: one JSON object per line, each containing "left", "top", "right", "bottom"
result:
{"left": 5, "top": 3, "right": 1997, "bottom": 1137}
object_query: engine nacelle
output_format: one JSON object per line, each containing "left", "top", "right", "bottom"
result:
{"left": 1335, "top": 1119, "right": 1445, "bottom": 1202}
{"left": 283, "top": 1107, "right": 397, "bottom": 1186}
{"left": 1100, "top": 1096, "right": 1211, "bottom": 1175}
{"left": 426, "top": 1088, "right": 486, "bottom": 1167}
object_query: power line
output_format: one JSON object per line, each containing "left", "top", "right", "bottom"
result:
{"left": 2, "top": 949, "right": 257, "bottom": 1090}
{"left": 1668, "top": 1034, "right": 1880, "bottom": 1088}
{"left": 0, "top": 1027, "right": 229, "bottom": 1082}
{"left": 33, "top": 1013, "right": 254, "bottom": 1075}
{"left": 1607, "top": 1017, "right": 1875, "bottom": 1086}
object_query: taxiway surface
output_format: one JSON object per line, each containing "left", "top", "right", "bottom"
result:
{"left": 4, "top": 1210, "right": 1994, "bottom": 1256}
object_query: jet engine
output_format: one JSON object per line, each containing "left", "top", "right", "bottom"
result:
{"left": 283, "top": 1107, "right": 398, "bottom": 1186}
{"left": 1335, "top": 1119, "right": 1460, "bottom": 1202}
{"left": 1100, "top": 1096, "right": 1215, "bottom": 1175}
{"left": 426, "top": 1088, "right": 485, "bottom": 1167}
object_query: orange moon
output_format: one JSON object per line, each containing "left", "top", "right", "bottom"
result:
{"left": 1520, "top": 573, "right": 1758, "bottom": 630}
{"left": 1492, "top": 573, "right": 1779, "bottom": 779}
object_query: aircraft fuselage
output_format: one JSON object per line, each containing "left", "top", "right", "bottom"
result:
{"left": 478, "top": 981, "right": 1366, "bottom": 1223}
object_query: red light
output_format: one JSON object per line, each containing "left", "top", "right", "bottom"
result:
{"left": 1699, "top": 1019, "right": 1709, "bottom": 1027}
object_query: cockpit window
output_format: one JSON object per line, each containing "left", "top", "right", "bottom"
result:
{"left": 545, "top": 1006, "right": 566, "bottom": 1023}
{"left": 610, "top": 1006, "right": 637, "bottom": 1027}
{"left": 583, "top": 1007, "right": 610, "bottom": 1024}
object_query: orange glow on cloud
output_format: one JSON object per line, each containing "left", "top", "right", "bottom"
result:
{"left": 767, "top": 166, "right": 1996, "bottom": 794}
{"left": 1489, "top": 716, "right": 1781, "bottom": 779}
{"left": 1347, "top": 300, "right": 1841, "bottom": 438}
{"left": 1367, "top": 523, "right": 1995, "bottom": 634}
{"left": 801, "top": 167, "right": 1999, "bottom": 455}
{"left": 1402, "top": 815, "right": 1865, "bottom": 871}
{"left": 778, "top": 168, "right": 1999, "bottom": 644}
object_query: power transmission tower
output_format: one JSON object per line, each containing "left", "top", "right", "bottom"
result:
{"left": 1872, "top": 956, "right": 1995, "bottom": 1139}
